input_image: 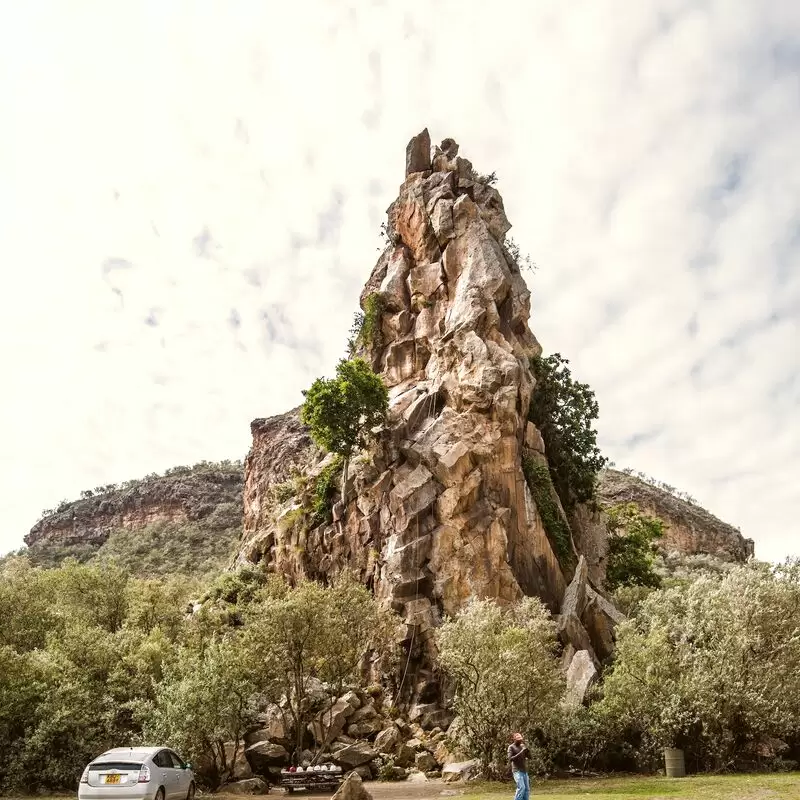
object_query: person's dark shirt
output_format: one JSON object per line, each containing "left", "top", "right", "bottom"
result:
{"left": 508, "top": 742, "right": 529, "bottom": 772}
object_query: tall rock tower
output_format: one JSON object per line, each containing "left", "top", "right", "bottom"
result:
{"left": 239, "top": 130, "right": 618, "bottom": 708}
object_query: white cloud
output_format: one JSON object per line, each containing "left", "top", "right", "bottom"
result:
{"left": 0, "top": 0, "right": 797, "bottom": 564}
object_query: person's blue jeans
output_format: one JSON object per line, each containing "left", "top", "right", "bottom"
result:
{"left": 513, "top": 770, "right": 530, "bottom": 800}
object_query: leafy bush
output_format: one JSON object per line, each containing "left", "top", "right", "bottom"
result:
{"left": 605, "top": 503, "right": 664, "bottom": 592}
{"left": 301, "top": 358, "right": 388, "bottom": 490}
{"left": 144, "top": 637, "right": 257, "bottom": 788}
{"left": 435, "top": 598, "right": 563, "bottom": 777}
{"left": 529, "top": 353, "right": 607, "bottom": 509}
{"left": 242, "top": 573, "right": 398, "bottom": 756}
{"left": 598, "top": 560, "right": 800, "bottom": 770}
{"left": 310, "top": 456, "right": 343, "bottom": 526}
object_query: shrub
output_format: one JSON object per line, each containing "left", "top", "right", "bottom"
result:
{"left": 435, "top": 598, "right": 563, "bottom": 777}
{"left": 598, "top": 560, "right": 800, "bottom": 770}
{"left": 301, "top": 358, "right": 388, "bottom": 492}
{"left": 529, "top": 353, "right": 607, "bottom": 509}
{"left": 347, "top": 293, "right": 385, "bottom": 356}
{"left": 309, "top": 456, "right": 343, "bottom": 526}
{"left": 604, "top": 503, "right": 663, "bottom": 592}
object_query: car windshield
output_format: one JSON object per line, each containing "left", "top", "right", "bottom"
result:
{"left": 90, "top": 762, "right": 142, "bottom": 771}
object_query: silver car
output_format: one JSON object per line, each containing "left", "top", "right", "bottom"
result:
{"left": 78, "top": 747, "right": 195, "bottom": 800}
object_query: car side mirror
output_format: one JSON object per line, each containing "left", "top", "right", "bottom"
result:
{"left": 185, "top": 763, "right": 192, "bottom": 771}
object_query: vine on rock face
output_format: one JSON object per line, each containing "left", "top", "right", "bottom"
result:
{"left": 528, "top": 353, "right": 607, "bottom": 511}
{"left": 347, "top": 293, "right": 385, "bottom": 357}
{"left": 309, "top": 456, "right": 343, "bottom": 527}
{"left": 522, "top": 456, "right": 573, "bottom": 566}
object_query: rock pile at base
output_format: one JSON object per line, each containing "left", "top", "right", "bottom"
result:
{"left": 217, "top": 679, "right": 469, "bottom": 789}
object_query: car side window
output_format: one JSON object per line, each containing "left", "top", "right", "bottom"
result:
{"left": 153, "top": 751, "right": 170, "bottom": 769}
{"left": 168, "top": 752, "right": 185, "bottom": 770}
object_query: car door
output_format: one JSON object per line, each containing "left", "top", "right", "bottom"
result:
{"left": 153, "top": 750, "right": 178, "bottom": 799}
{"left": 167, "top": 751, "right": 190, "bottom": 798}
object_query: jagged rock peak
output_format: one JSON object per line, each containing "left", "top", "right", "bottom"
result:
{"left": 239, "top": 130, "right": 620, "bottom": 700}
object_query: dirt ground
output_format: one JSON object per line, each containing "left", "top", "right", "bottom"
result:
{"left": 210, "top": 773, "right": 800, "bottom": 800}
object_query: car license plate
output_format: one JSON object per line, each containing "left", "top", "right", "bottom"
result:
{"left": 104, "top": 775, "right": 121, "bottom": 784}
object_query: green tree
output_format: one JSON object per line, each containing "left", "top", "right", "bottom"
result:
{"left": 605, "top": 503, "right": 664, "bottom": 592}
{"left": 435, "top": 598, "right": 564, "bottom": 777}
{"left": 529, "top": 353, "right": 607, "bottom": 509}
{"left": 144, "top": 636, "right": 257, "bottom": 788}
{"left": 300, "top": 357, "right": 388, "bottom": 491}
{"left": 242, "top": 573, "right": 397, "bottom": 759}
{"left": 0, "top": 557, "right": 61, "bottom": 651}
{"left": 599, "top": 560, "right": 800, "bottom": 769}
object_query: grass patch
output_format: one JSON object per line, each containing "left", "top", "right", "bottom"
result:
{"left": 463, "top": 773, "right": 800, "bottom": 800}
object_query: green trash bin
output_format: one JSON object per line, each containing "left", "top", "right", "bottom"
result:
{"left": 664, "top": 748, "right": 686, "bottom": 777}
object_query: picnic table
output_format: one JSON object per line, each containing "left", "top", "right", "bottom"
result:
{"left": 278, "top": 766, "right": 345, "bottom": 793}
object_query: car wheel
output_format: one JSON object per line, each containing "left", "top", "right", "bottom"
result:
{"left": 187, "top": 782, "right": 195, "bottom": 800}
{"left": 155, "top": 787, "right": 165, "bottom": 800}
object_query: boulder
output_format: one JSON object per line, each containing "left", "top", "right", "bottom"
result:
{"left": 333, "top": 742, "right": 378, "bottom": 768}
{"left": 406, "top": 770, "right": 429, "bottom": 783}
{"left": 561, "top": 556, "right": 589, "bottom": 618}
{"left": 373, "top": 725, "right": 402, "bottom": 755}
{"left": 564, "top": 649, "right": 598, "bottom": 707}
{"left": 415, "top": 752, "right": 438, "bottom": 772}
{"left": 441, "top": 759, "right": 480, "bottom": 783}
{"left": 303, "top": 677, "right": 329, "bottom": 706}
{"left": 331, "top": 771, "right": 373, "bottom": 800}
{"left": 409, "top": 704, "right": 455, "bottom": 731}
{"left": 245, "top": 741, "right": 290, "bottom": 772}
{"left": 346, "top": 704, "right": 384, "bottom": 738}
{"left": 581, "top": 587, "right": 622, "bottom": 662}
{"left": 340, "top": 690, "right": 362, "bottom": 711}
{"left": 220, "top": 742, "right": 253, "bottom": 781}
{"left": 394, "top": 744, "right": 417, "bottom": 768}
{"left": 221, "top": 777, "right": 269, "bottom": 795}
{"left": 308, "top": 697, "right": 357, "bottom": 745}
{"left": 348, "top": 720, "right": 385, "bottom": 739}
{"left": 254, "top": 704, "right": 292, "bottom": 746}
{"left": 405, "top": 129, "right": 431, "bottom": 176}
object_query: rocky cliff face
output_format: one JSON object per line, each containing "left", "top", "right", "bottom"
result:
{"left": 24, "top": 462, "right": 243, "bottom": 571}
{"left": 597, "top": 468, "right": 754, "bottom": 563}
{"left": 238, "top": 131, "right": 620, "bottom": 701}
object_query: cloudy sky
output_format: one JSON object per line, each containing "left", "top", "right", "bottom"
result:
{"left": 0, "top": 0, "right": 797, "bottom": 563}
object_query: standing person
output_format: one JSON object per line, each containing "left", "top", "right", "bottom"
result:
{"left": 508, "top": 732, "right": 530, "bottom": 800}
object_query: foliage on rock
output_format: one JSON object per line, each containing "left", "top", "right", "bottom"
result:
{"left": 300, "top": 358, "right": 388, "bottom": 462}
{"left": 348, "top": 293, "right": 385, "bottom": 356}
{"left": 435, "top": 598, "right": 563, "bottom": 777}
{"left": 522, "top": 457, "right": 573, "bottom": 565}
{"left": 529, "top": 353, "right": 607, "bottom": 509}
{"left": 604, "top": 503, "right": 664, "bottom": 592}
